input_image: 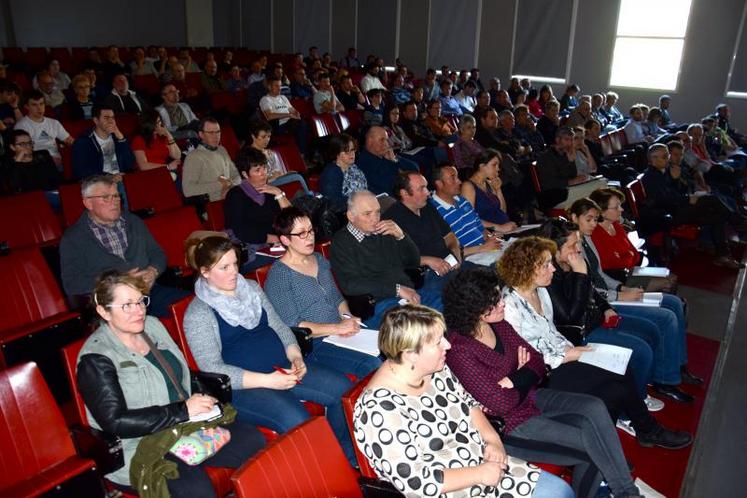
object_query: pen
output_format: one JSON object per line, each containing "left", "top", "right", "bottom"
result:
{"left": 341, "top": 313, "right": 367, "bottom": 328}
{"left": 273, "top": 365, "right": 301, "bottom": 383}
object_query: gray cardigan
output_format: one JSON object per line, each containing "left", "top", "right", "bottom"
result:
{"left": 183, "top": 278, "right": 298, "bottom": 388}
{"left": 60, "top": 211, "right": 167, "bottom": 298}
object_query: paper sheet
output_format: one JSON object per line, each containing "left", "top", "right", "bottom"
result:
{"left": 578, "top": 343, "right": 632, "bottom": 375}
{"left": 610, "top": 292, "right": 663, "bottom": 307}
{"left": 189, "top": 404, "right": 222, "bottom": 423}
{"left": 632, "top": 266, "right": 670, "bottom": 278}
{"left": 323, "top": 328, "right": 380, "bottom": 357}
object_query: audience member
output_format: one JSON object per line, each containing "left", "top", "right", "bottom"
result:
{"left": 567, "top": 100, "right": 592, "bottom": 128}
{"left": 453, "top": 114, "right": 485, "bottom": 171}
{"left": 399, "top": 101, "right": 440, "bottom": 148}
{"left": 423, "top": 99, "right": 457, "bottom": 141}
{"left": 438, "top": 80, "right": 463, "bottom": 116}
{"left": 182, "top": 118, "right": 240, "bottom": 201}
{"left": 130, "top": 110, "right": 182, "bottom": 172}
{"left": 264, "top": 207, "right": 381, "bottom": 377}
{"left": 65, "top": 74, "right": 95, "bottom": 120}
{"left": 4, "top": 129, "right": 61, "bottom": 199}
{"left": 713, "top": 104, "right": 745, "bottom": 146}
{"left": 15, "top": 90, "right": 73, "bottom": 166}
{"left": 336, "top": 75, "right": 365, "bottom": 110}
{"left": 77, "top": 270, "right": 263, "bottom": 496}
{"left": 357, "top": 126, "right": 418, "bottom": 195}
{"left": 105, "top": 74, "right": 147, "bottom": 115}
{"left": 226, "top": 65, "right": 249, "bottom": 93}
{"left": 0, "top": 80, "right": 23, "bottom": 127}
{"left": 60, "top": 174, "right": 188, "bottom": 317}
{"left": 603, "top": 92, "right": 625, "bottom": 126}
{"left": 200, "top": 60, "right": 226, "bottom": 94}
{"left": 354, "top": 304, "right": 574, "bottom": 498}
{"left": 155, "top": 83, "right": 199, "bottom": 139}
{"left": 535, "top": 126, "right": 578, "bottom": 210}
{"left": 461, "top": 149, "right": 516, "bottom": 231}
{"left": 247, "top": 120, "right": 311, "bottom": 194}
{"left": 72, "top": 104, "right": 135, "bottom": 179}
{"left": 36, "top": 70, "right": 66, "bottom": 109}
{"left": 129, "top": 47, "right": 158, "bottom": 77}
{"left": 559, "top": 84, "right": 580, "bottom": 112}
{"left": 537, "top": 100, "right": 560, "bottom": 145}
{"left": 330, "top": 190, "right": 442, "bottom": 328}
{"left": 312, "top": 72, "right": 343, "bottom": 114}
{"left": 102, "top": 46, "right": 130, "bottom": 84}
{"left": 35, "top": 59, "right": 71, "bottom": 91}
{"left": 259, "top": 76, "right": 309, "bottom": 157}
{"left": 320, "top": 133, "right": 368, "bottom": 212}
{"left": 177, "top": 48, "right": 201, "bottom": 73}
{"left": 572, "top": 126, "right": 598, "bottom": 177}
{"left": 290, "top": 67, "right": 315, "bottom": 100}
{"left": 339, "top": 47, "right": 360, "bottom": 68}
{"left": 182, "top": 235, "right": 356, "bottom": 465}
{"left": 360, "top": 63, "right": 386, "bottom": 93}
{"left": 362, "top": 89, "right": 385, "bottom": 127}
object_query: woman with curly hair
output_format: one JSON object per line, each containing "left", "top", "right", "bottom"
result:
{"left": 443, "top": 266, "right": 642, "bottom": 498}
{"left": 498, "top": 237, "right": 693, "bottom": 450}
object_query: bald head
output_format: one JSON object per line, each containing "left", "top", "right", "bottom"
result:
{"left": 365, "top": 126, "right": 390, "bottom": 157}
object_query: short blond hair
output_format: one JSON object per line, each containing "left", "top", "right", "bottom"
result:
{"left": 378, "top": 304, "right": 446, "bottom": 362}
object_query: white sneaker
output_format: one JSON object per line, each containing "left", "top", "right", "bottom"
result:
{"left": 616, "top": 418, "right": 636, "bottom": 437}
{"left": 645, "top": 395, "right": 664, "bottom": 412}
{"left": 634, "top": 477, "right": 666, "bottom": 497}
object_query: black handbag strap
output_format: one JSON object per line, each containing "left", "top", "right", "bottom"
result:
{"left": 142, "top": 333, "right": 189, "bottom": 401}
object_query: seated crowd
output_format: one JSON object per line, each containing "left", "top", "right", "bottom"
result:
{"left": 2, "top": 43, "right": 746, "bottom": 498}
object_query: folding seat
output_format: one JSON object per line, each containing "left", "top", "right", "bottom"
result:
{"left": 1, "top": 47, "right": 26, "bottom": 66}
{"left": 25, "top": 47, "right": 48, "bottom": 70}
{"left": 59, "top": 182, "right": 86, "bottom": 226}
{"left": 314, "top": 240, "right": 331, "bottom": 259}
{"left": 8, "top": 70, "right": 32, "bottom": 93}
{"left": 205, "top": 200, "right": 226, "bottom": 231}
{"left": 221, "top": 123, "right": 241, "bottom": 160}
{"left": 48, "top": 47, "right": 74, "bottom": 71}
{"left": 528, "top": 161, "right": 570, "bottom": 218}
{"left": 231, "top": 417, "right": 362, "bottom": 498}
{"left": 131, "top": 74, "right": 161, "bottom": 98}
{"left": 310, "top": 113, "right": 341, "bottom": 139}
{"left": 61, "top": 119, "right": 94, "bottom": 140}
{"left": 270, "top": 144, "right": 318, "bottom": 197}
{"left": 244, "top": 263, "right": 273, "bottom": 288}
{"left": 289, "top": 97, "right": 314, "bottom": 120}
{"left": 337, "top": 109, "right": 363, "bottom": 134}
{"left": 0, "top": 191, "right": 62, "bottom": 250}
{"left": 123, "top": 168, "right": 183, "bottom": 214}
{"left": 143, "top": 206, "right": 204, "bottom": 277}
{"left": 60, "top": 338, "right": 235, "bottom": 498}
{"left": 0, "top": 362, "right": 103, "bottom": 497}
{"left": 116, "top": 113, "right": 139, "bottom": 138}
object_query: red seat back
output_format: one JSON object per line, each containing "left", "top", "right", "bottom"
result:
{"left": 61, "top": 338, "right": 89, "bottom": 426}
{"left": 338, "top": 109, "right": 363, "bottom": 134}
{"left": 271, "top": 144, "right": 307, "bottom": 173}
{"left": 205, "top": 200, "right": 226, "bottom": 231}
{"left": 615, "top": 128, "right": 629, "bottom": 148}
{"left": 314, "top": 241, "right": 331, "bottom": 259}
{"left": 244, "top": 264, "right": 272, "bottom": 288}
{"left": 169, "top": 295, "right": 199, "bottom": 370}
{"left": 59, "top": 183, "right": 86, "bottom": 226}
{"left": 310, "top": 113, "right": 341, "bottom": 139}
{"left": 341, "top": 372, "right": 377, "bottom": 478}
{"left": 221, "top": 124, "right": 241, "bottom": 161}
{"left": 25, "top": 48, "right": 48, "bottom": 70}
{"left": 123, "top": 168, "right": 183, "bottom": 214}
{"left": 0, "top": 191, "right": 62, "bottom": 249}
{"left": 231, "top": 417, "right": 362, "bottom": 498}
{"left": 132, "top": 74, "right": 161, "bottom": 98}
{"left": 528, "top": 161, "right": 542, "bottom": 193}
{"left": 116, "top": 113, "right": 139, "bottom": 138}
{"left": 143, "top": 206, "right": 204, "bottom": 273}
{"left": 61, "top": 119, "right": 94, "bottom": 141}
{"left": 623, "top": 182, "right": 640, "bottom": 220}
{"left": 0, "top": 362, "right": 79, "bottom": 491}
{"left": 0, "top": 248, "right": 71, "bottom": 341}
{"left": 610, "top": 130, "right": 625, "bottom": 152}
{"left": 289, "top": 98, "right": 314, "bottom": 120}
{"left": 600, "top": 134, "right": 614, "bottom": 157}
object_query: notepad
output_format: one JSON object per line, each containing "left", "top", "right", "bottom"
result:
{"left": 324, "top": 329, "right": 380, "bottom": 357}
{"left": 610, "top": 292, "right": 664, "bottom": 307}
{"left": 578, "top": 343, "right": 632, "bottom": 375}
{"left": 504, "top": 224, "right": 541, "bottom": 236}
{"left": 189, "top": 404, "right": 222, "bottom": 423}
{"left": 631, "top": 266, "right": 670, "bottom": 278}
{"left": 444, "top": 254, "right": 458, "bottom": 268}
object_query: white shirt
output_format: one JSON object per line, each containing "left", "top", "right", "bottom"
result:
{"left": 360, "top": 74, "right": 386, "bottom": 93}
{"left": 15, "top": 116, "right": 70, "bottom": 160}
{"left": 94, "top": 132, "right": 119, "bottom": 174}
{"left": 260, "top": 94, "right": 294, "bottom": 125}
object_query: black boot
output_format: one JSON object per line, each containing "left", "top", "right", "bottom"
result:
{"left": 652, "top": 383, "right": 694, "bottom": 403}
{"left": 637, "top": 425, "right": 693, "bottom": 450}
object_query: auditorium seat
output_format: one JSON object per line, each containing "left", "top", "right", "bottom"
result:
{"left": 59, "top": 182, "right": 86, "bottom": 226}
{"left": 271, "top": 144, "right": 307, "bottom": 173}
{"left": 123, "top": 168, "right": 183, "bottom": 214}
{"left": 116, "top": 113, "right": 139, "bottom": 138}
{"left": 221, "top": 123, "right": 241, "bottom": 160}
{"left": 337, "top": 109, "right": 363, "bottom": 135}
{"left": 528, "top": 162, "right": 567, "bottom": 218}
{"left": 0, "top": 191, "right": 62, "bottom": 249}
{"left": 25, "top": 47, "right": 48, "bottom": 69}
{"left": 0, "top": 362, "right": 102, "bottom": 498}
{"left": 205, "top": 200, "right": 226, "bottom": 231}
{"left": 143, "top": 206, "right": 204, "bottom": 276}
{"left": 131, "top": 74, "right": 161, "bottom": 98}
{"left": 310, "top": 113, "right": 341, "bottom": 139}
{"left": 626, "top": 177, "right": 699, "bottom": 247}
{"left": 244, "top": 263, "right": 273, "bottom": 288}
{"left": 210, "top": 90, "right": 247, "bottom": 115}
{"left": 62, "top": 119, "right": 94, "bottom": 140}
{"left": 289, "top": 98, "right": 314, "bottom": 120}
{"left": 231, "top": 417, "right": 362, "bottom": 498}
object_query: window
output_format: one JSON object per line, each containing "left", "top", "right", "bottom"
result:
{"left": 609, "top": 0, "right": 692, "bottom": 91}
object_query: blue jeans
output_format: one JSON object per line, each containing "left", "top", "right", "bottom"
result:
{"left": 368, "top": 289, "right": 443, "bottom": 329}
{"left": 616, "top": 296, "right": 684, "bottom": 385}
{"left": 585, "top": 327, "right": 654, "bottom": 399}
{"left": 533, "top": 471, "right": 575, "bottom": 498}
{"left": 307, "top": 337, "right": 381, "bottom": 379}
{"left": 230, "top": 358, "right": 355, "bottom": 466}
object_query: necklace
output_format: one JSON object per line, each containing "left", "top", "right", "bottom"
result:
{"left": 388, "top": 362, "right": 425, "bottom": 389}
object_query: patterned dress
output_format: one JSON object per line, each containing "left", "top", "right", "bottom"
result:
{"left": 354, "top": 365, "right": 539, "bottom": 497}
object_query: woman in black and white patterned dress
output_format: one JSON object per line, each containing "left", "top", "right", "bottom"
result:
{"left": 353, "top": 304, "right": 574, "bottom": 498}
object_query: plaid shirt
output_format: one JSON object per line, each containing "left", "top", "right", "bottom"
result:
{"left": 346, "top": 222, "right": 368, "bottom": 243}
{"left": 88, "top": 214, "right": 129, "bottom": 259}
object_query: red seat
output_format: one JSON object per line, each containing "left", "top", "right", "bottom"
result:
{"left": 131, "top": 74, "right": 161, "bottom": 98}
{"left": 0, "top": 362, "right": 99, "bottom": 498}
{"left": 289, "top": 98, "right": 314, "bottom": 120}
{"left": 1, "top": 47, "right": 26, "bottom": 66}
{"left": 205, "top": 200, "right": 226, "bottom": 231}
{"left": 626, "top": 177, "right": 699, "bottom": 246}
{"left": 48, "top": 48, "right": 74, "bottom": 72}
{"left": 143, "top": 206, "right": 204, "bottom": 275}
{"left": 25, "top": 47, "right": 48, "bottom": 70}
{"left": 210, "top": 91, "right": 247, "bottom": 115}
{"left": 271, "top": 144, "right": 307, "bottom": 173}
{"left": 59, "top": 182, "right": 86, "bottom": 226}
{"left": 7, "top": 71, "right": 32, "bottom": 93}
{"left": 61, "top": 119, "right": 94, "bottom": 140}
{"left": 600, "top": 133, "right": 614, "bottom": 157}
{"left": 244, "top": 263, "right": 273, "bottom": 288}
{"left": 528, "top": 161, "right": 568, "bottom": 218}
{"left": 0, "top": 191, "right": 62, "bottom": 249}
{"left": 0, "top": 248, "right": 80, "bottom": 352}
{"left": 60, "top": 338, "right": 233, "bottom": 497}
{"left": 314, "top": 241, "right": 331, "bottom": 259}
{"left": 231, "top": 417, "right": 362, "bottom": 498}
{"left": 116, "top": 113, "right": 139, "bottom": 138}
{"left": 221, "top": 123, "right": 241, "bottom": 160}
{"left": 123, "top": 168, "right": 183, "bottom": 214}
{"left": 310, "top": 113, "right": 341, "bottom": 139}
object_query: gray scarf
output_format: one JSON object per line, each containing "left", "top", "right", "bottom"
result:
{"left": 194, "top": 277, "right": 263, "bottom": 330}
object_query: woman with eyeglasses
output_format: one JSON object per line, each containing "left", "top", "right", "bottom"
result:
{"left": 224, "top": 146, "right": 292, "bottom": 271}
{"left": 264, "top": 207, "right": 381, "bottom": 378}
{"left": 443, "top": 266, "right": 643, "bottom": 498}
{"left": 131, "top": 109, "right": 182, "bottom": 172}
{"left": 320, "top": 133, "right": 368, "bottom": 212}
{"left": 76, "top": 270, "right": 264, "bottom": 497}
{"left": 182, "top": 235, "right": 356, "bottom": 466}
{"left": 5, "top": 129, "right": 61, "bottom": 200}
{"left": 498, "top": 236, "right": 692, "bottom": 450}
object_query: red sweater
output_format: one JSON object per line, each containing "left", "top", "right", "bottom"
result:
{"left": 446, "top": 321, "right": 545, "bottom": 434}
{"left": 591, "top": 222, "right": 640, "bottom": 270}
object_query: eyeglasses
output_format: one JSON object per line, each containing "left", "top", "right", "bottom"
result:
{"left": 14, "top": 140, "right": 34, "bottom": 147}
{"left": 106, "top": 295, "right": 150, "bottom": 313}
{"left": 202, "top": 130, "right": 222, "bottom": 135}
{"left": 288, "top": 228, "right": 315, "bottom": 239}
{"left": 86, "top": 193, "right": 121, "bottom": 202}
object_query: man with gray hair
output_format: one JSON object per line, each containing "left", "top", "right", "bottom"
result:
{"left": 59, "top": 174, "right": 189, "bottom": 315}
{"left": 330, "top": 190, "right": 442, "bottom": 328}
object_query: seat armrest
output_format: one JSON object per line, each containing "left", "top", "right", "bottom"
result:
{"left": 345, "top": 294, "right": 376, "bottom": 321}
{"left": 70, "top": 424, "right": 124, "bottom": 476}
{"left": 290, "top": 326, "right": 313, "bottom": 357}
{"left": 191, "top": 370, "right": 232, "bottom": 404}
